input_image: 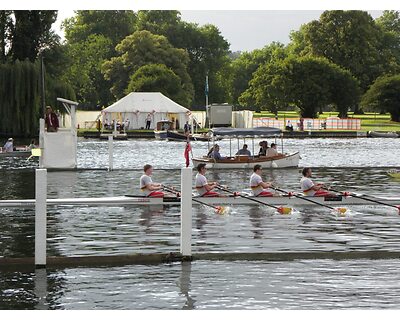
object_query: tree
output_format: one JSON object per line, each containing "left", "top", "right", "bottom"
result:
{"left": 12, "top": 11, "right": 58, "bottom": 61}
{"left": 62, "top": 10, "right": 137, "bottom": 107}
{"left": 63, "top": 10, "right": 136, "bottom": 47}
{"left": 0, "top": 11, "right": 13, "bottom": 62}
{"left": 241, "top": 56, "right": 359, "bottom": 118}
{"left": 63, "top": 34, "right": 113, "bottom": 106}
{"left": 227, "top": 42, "right": 287, "bottom": 106}
{"left": 136, "top": 11, "right": 230, "bottom": 105}
{"left": 127, "top": 64, "right": 187, "bottom": 105}
{"left": 361, "top": 74, "right": 400, "bottom": 122}
{"left": 0, "top": 10, "right": 58, "bottom": 62}
{"left": 102, "top": 30, "right": 194, "bottom": 106}
{"left": 289, "top": 10, "right": 398, "bottom": 113}
{"left": 376, "top": 10, "right": 400, "bottom": 67}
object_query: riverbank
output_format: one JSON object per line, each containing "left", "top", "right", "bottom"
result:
{"left": 78, "top": 129, "right": 396, "bottom": 139}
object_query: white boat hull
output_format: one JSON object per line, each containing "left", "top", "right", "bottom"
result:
{"left": 0, "top": 194, "right": 398, "bottom": 208}
{"left": 192, "top": 152, "right": 300, "bottom": 169}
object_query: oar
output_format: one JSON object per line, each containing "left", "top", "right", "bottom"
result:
{"left": 215, "top": 185, "right": 292, "bottom": 215}
{"left": 270, "top": 185, "right": 347, "bottom": 215}
{"left": 162, "top": 185, "right": 227, "bottom": 215}
{"left": 324, "top": 187, "right": 400, "bottom": 213}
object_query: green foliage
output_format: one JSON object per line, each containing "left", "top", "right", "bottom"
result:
{"left": 12, "top": 11, "right": 58, "bottom": 61}
{"left": 62, "top": 10, "right": 137, "bottom": 107}
{"left": 0, "top": 61, "right": 40, "bottom": 136}
{"left": 63, "top": 34, "right": 113, "bottom": 106}
{"left": 127, "top": 64, "right": 187, "bottom": 105}
{"left": 227, "top": 42, "right": 287, "bottom": 106}
{"left": 63, "top": 10, "right": 136, "bottom": 47}
{"left": 242, "top": 56, "right": 360, "bottom": 118}
{"left": 102, "top": 30, "right": 194, "bottom": 106}
{"left": 136, "top": 11, "right": 230, "bottom": 105}
{"left": 290, "top": 10, "right": 399, "bottom": 95}
{"left": 361, "top": 74, "right": 400, "bottom": 122}
{"left": 0, "top": 10, "right": 58, "bottom": 62}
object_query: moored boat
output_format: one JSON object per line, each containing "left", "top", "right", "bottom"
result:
{"left": 368, "top": 131, "right": 399, "bottom": 138}
{"left": 192, "top": 127, "right": 300, "bottom": 169}
{"left": 154, "top": 120, "right": 211, "bottom": 141}
{"left": 0, "top": 150, "right": 31, "bottom": 158}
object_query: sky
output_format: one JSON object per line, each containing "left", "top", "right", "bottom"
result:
{"left": 54, "top": 10, "right": 384, "bottom": 52}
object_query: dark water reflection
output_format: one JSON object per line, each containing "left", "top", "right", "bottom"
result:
{"left": 3, "top": 259, "right": 400, "bottom": 309}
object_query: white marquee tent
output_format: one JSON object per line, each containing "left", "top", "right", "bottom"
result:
{"left": 101, "top": 92, "right": 191, "bottom": 130}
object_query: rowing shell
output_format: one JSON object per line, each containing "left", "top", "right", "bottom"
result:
{"left": 0, "top": 195, "right": 399, "bottom": 208}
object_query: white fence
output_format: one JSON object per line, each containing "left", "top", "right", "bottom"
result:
{"left": 253, "top": 117, "right": 361, "bottom": 130}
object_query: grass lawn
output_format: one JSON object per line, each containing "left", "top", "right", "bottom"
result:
{"left": 253, "top": 111, "right": 400, "bottom": 132}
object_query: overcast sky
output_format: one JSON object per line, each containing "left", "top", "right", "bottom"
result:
{"left": 55, "top": 10, "right": 384, "bottom": 52}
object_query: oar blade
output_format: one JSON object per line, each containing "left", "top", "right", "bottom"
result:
{"left": 277, "top": 206, "right": 292, "bottom": 215}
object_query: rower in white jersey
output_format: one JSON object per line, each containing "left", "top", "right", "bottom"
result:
{"left": 300, "top": 167, "right": 333, "bottom": 197}
{"left": 139, "top": 164, "right": 164, "bottom": 197}
{"left": 250, "top": 164, "right": 274, "bottom": 197}
{"left": 195, "top": 163, "right": 220, "bottom": 197}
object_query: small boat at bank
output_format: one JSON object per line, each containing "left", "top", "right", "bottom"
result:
{"left": 368, "top": 131, "right": 399, "bottom": 138}
{"left": 0, "top": 150, "right": 31, "bottom": 158}
{"left": 192, "top": 127, "right": 300, "bottom": 169}
{"left": 154, "top": 120, "right": 211, "bottom": 141}
{"left": 0, "top": 145, "right": 32, "bottom": 158}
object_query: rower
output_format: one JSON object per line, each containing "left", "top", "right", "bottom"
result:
{"left": 139, "top": 164, "right": 164, "bottom": 198}
{"left": 250, "top": 164, "right": 274, "bottom": 197}
{"left": 195, "top": 163, "right": 220, "bottom": 197}
{"left": 300, "top": 167, "right": 332, "bottom": 197}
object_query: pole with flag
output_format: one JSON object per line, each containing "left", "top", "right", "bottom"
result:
{"left": 205, "top": 74, "right": 209, "bottom": 107}
{"left": 184, "top": 137, "right": 192, "bottom": 168}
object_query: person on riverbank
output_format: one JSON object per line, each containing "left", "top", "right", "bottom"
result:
{"left": 28, "top": 140, "right": 36, "bottom": 150}
{"left": 236, "top": 144, "right": 251, "bottom": 156}
{"left": 300, "top": 167, "right": 332, "bottom": 197}
{"left": 139, "top": 164, "right": 164, "bottom": 197}
{"left": 195, "top": 163, "right": 220, "bottom": 197}
{"left": 3, "top": 138, "right": 13, "bottom": 152}
{"left": 45, "top": 106, "right": 59, "bottom": 132}
{"left": 250, "top": 164, "right": 274, "bottom": 197}
{"left": 145, "top": 113, "right": 152, "bottom": 130}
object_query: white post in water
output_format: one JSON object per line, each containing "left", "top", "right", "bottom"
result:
{"left": 108, "top": 135, "right": 113, "bottom": 171}
{"left": 180, "top": 167, "right": 192, "bottom": 256}
{"left": 35, "top": 169, "right": 47, "bottom": 267}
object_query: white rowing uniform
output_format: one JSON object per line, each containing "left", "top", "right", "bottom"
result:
{"left": 195, "top": 173, "right": 208, "bottom": 196}
{"left": 140, "top": 174, "right": 153, "bottom": 196}
{"left": 250, "top": 172, "right": 270, "bottom": 196}
{"left": 300, "top": 177, "right": 315, "bottom": 196}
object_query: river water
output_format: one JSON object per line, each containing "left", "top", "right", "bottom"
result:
{"left": 1, "top": 138, "right": 400, "bottom": 309}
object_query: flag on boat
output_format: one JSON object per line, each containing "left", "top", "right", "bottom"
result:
{"left": 184, "top": 141, "right": 192, "bottom": 167}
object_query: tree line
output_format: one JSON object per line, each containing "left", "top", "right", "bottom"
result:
{"left": 1, "top": 10, "right": 400, "bottom": 137}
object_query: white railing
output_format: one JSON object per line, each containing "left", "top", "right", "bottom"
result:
{"left": 253, "top": 117, "right": 361, "bottom": 130}
{"left": 31, "top": 167, "right": 192, "bottom": 267}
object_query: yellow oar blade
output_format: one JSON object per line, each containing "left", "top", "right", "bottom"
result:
{"left": 277, "top": 207, "right": 292, "bottom": 215}
{"left": 335, "top": 207, "right": 348, "bottom": 216}
{"left": 215, "top": 206, "right": 227, "bottom": 215}
{"left": 31, "top": 148, "right": 41, "bottom": 157}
